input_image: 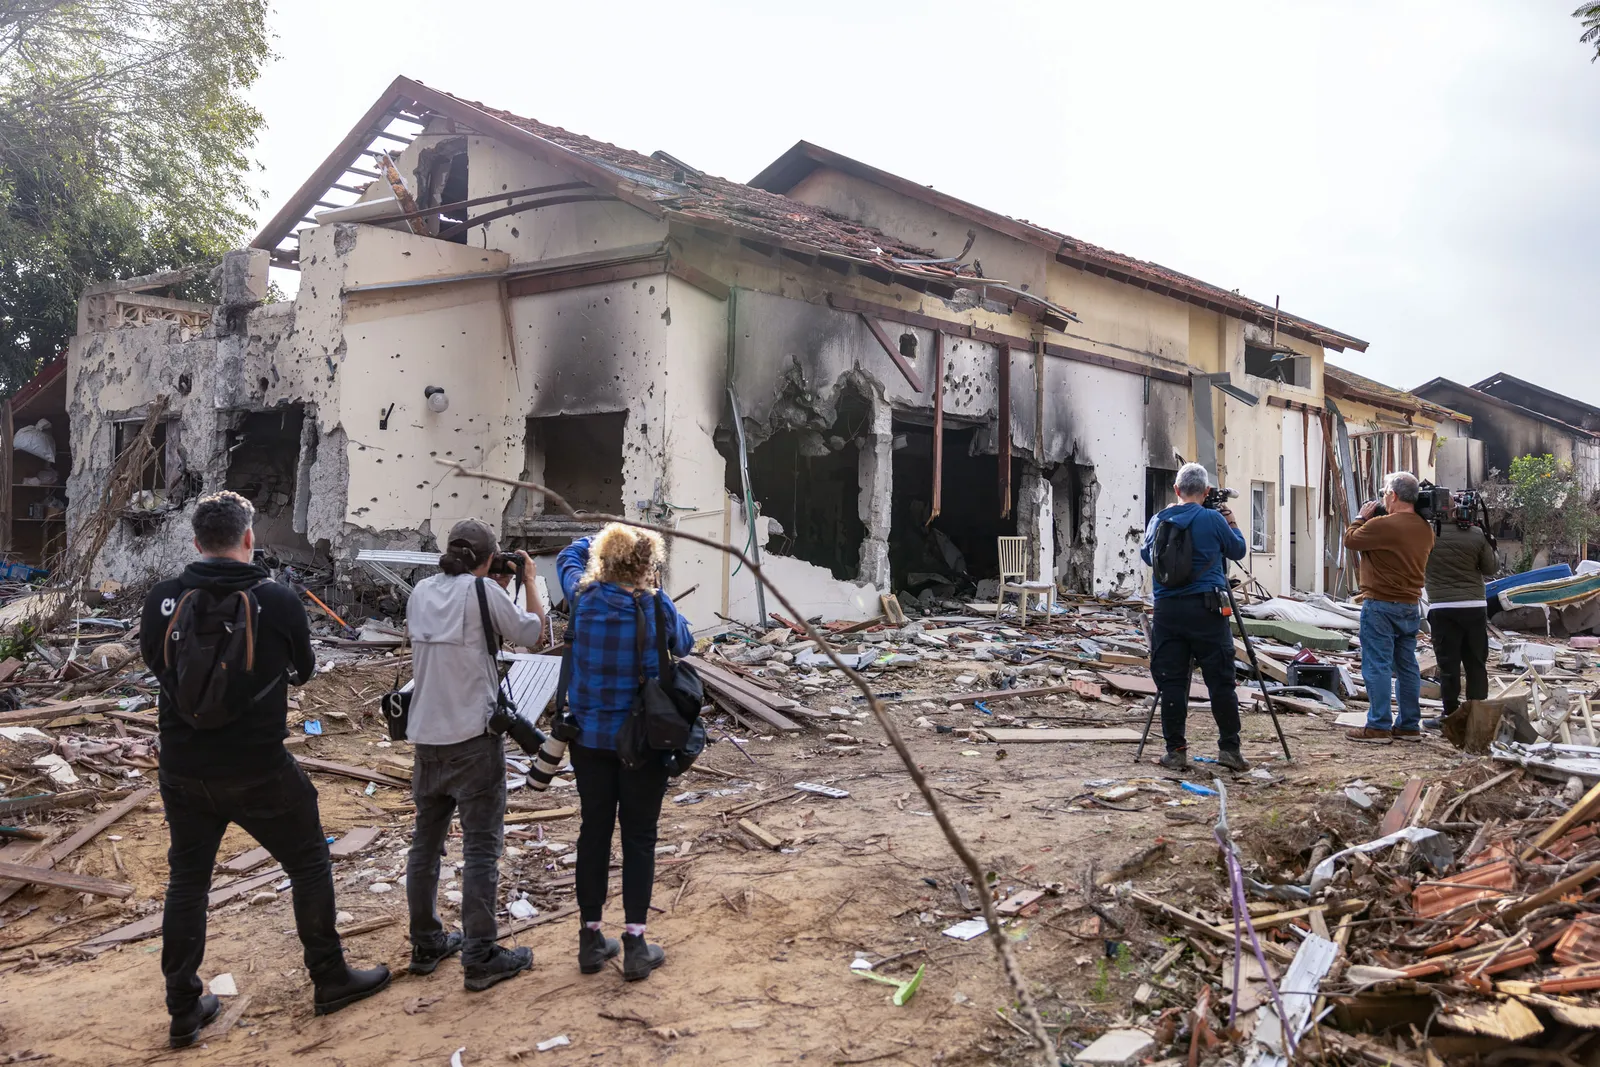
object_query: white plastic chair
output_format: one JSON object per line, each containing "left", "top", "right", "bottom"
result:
{"left": 997, "top": 536, "right": 1055, "bottom": 624}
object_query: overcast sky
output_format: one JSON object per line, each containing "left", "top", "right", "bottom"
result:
{"left": 248, "top": 1, "right": 1600, "bottom": 403}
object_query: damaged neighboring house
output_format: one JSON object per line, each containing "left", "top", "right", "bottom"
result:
{"left": 1414, "top": 372, "right": 1600, "bottom": 494}
{"left": 61, "top": 76, "right": 1372, "bottom": 620}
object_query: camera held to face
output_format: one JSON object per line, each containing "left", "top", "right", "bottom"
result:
{"left": 1202, "top": 486, "right": 1239, "bottom": 510}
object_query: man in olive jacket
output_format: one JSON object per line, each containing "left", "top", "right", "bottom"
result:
{"left": 1425, "top": 503, "right": 1499, "bottom": 713}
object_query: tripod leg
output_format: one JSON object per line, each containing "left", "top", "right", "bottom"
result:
{"left": 1134, "top": 697, "right": 1158, "bottom": 763}
{"left": 1225, "top": 584, "right": 1294, "bottom": 762}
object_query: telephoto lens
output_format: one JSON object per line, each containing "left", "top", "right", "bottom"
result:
{"left": 489, "top": 703, "right": 548, "bottom": 758}
{"left": 527, "top": 734, "right": 568, "bottom": 791}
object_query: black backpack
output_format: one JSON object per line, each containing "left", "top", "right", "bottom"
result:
{"left": 1151, "top": 520, "right": 1196, "bottom": 588}
{"left": 161, "top": 582, "right": 269, "bottom": 729}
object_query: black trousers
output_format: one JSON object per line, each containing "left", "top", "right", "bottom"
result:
{"left": 1150, "top": 592, "right": 1242, "bottom": 753}
{"left": 160, "top": 755, "right": 343, "bottom": 1016}
{"left": 406, "top": 733, "right": 506, "bottom": 965}
{"left": 1428, "top": 606, "right": 1489, "bottom": 713}
{"left": 571, "top": 743, "right": 670, "bottom": 925}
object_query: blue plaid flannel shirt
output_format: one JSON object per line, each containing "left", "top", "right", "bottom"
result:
{"left": 557, "top": 537, "right": 694, "bottom": 751}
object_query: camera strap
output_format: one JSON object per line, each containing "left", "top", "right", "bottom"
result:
{"left": 474, "top": 578, "right": 514, "bottom": 710}
{"left": 552, "top": 591, "right": 578, "bottom": 718}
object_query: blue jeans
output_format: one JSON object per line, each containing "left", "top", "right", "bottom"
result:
{"left": 1361, "top": 599, "right": 1422, "bottom": 731}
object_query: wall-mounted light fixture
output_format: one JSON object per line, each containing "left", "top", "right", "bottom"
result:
{"left": 424, "top": 386, "right": 449, "bottom": 413}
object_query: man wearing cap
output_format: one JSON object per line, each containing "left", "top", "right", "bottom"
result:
{"left": 404, "top": 520, "right": 547, "bottom": 991}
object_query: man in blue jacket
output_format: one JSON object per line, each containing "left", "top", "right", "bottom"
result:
{"left": 1139, "top": 463, "right": 1251, "bottom": 772}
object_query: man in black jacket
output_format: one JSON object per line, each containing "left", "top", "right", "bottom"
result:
{"left": 140, "top": 492, "right": 389, "bottom": 1047}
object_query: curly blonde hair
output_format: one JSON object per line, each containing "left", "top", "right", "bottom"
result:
{"left": 580, "top": 523, "right": 666, "bottom": 590}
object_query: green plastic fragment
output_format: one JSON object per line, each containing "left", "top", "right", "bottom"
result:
{"left": 855, "top": 962, "right": 927, "bottom": 1005}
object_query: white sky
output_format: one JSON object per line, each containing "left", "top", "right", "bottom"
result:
{"left": 248, "top": 1, "right": 1600, "bottom": 403}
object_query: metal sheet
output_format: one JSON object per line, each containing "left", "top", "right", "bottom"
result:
{"left": 506, "top": 654, "right": 563, "bottom": 721}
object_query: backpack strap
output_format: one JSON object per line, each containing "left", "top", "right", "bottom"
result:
{"left": 552, "top": 591, "right": 578, "bottom": 716}
{"left": 652, "top": 593, "right": 677, "bottom": 685}
{"left": 632, "top": 592, "right": 651, "bottom": 685}
{"left": 161, "top": 589, "right": 200, "bottom": 671}
{"left": 474, "top": 577, "right": 514, "bottom": 708}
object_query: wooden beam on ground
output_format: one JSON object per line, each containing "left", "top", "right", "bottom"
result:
{"left": 0, "top": 699, "right": 119, "bottom": 726}
{"left": 978, "top": 727, "right": 1143, "bottom": 743}
{"left": 295, "top": 757, "right": 410, "bottom": 790}
{"left": 1523, "top": 777, "right": 1600, "bottom": 860}
{"left": 0, "top": 785, "right": 155, "bottom": 906}
{"left": 1130, "top": 890, "right": 1295, "bottom": 963}
{"left": 0, "top": 859, "right": 132, "bottom": 898}
{"left": 689, "top": 659, "right": 802, "bottom": 733}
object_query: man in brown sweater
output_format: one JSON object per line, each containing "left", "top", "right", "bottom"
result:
{"left": 1343, "top": 472, "right": 1436, "bottom": 742}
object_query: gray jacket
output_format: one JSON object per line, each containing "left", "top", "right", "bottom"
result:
{"left": 405, "top": 573, "right": 544, "bottom": 745}
{"left": 1424, "top": 523, "right": 1498, "bottom": 608}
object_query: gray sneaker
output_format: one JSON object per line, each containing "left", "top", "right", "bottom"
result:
{"left": 1217, "top": 749, "right": 1251, "bottom": 772}
{"left": 1158, "top": 749, "right": 1188, "bottom": 771}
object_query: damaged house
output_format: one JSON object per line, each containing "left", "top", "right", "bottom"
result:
{"left": 62, "top": 76, "right": 1374, "bottom": 620}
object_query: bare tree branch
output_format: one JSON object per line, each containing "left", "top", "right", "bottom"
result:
{"left": 440, "top": 459, "right": 1055, "bottom": 1062}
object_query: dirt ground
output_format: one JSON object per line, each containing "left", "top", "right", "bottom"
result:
{"left": 0, "top": 659, "right": 1461, "bottom": 1067}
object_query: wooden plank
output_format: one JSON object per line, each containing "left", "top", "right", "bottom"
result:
{"left": 693, "top": 658, "right": 801, "bottom": 710}
{"left": 943, "top": 683, "right": 1084, "bottom": 703}
{"left": 1206, "top": 898, "right": 1366, "bottom": 936}
{"left": 0, "top": 790, "right": 100, "bottom": 818}
{"left": 859, "top": 312, "right": 923, "bottom": 393}
{"left": 0, "top": 658, "right": 22, "bottom": 684}
{"left": 503, "top": 807, "right": 577, "bottom": 824}
{"left": 328, "top": 826, "right": 382, "bottom": 857}
{"left": 295, "top": 757, "right": 410, "bottom": 790}
{"left": 83, "top": 867, "right": 285, "bottom": 948}
{"left": 1234, "top": 639, "right": 1290, "bottom": 682}
{"left": 0, "top": 859, "right": 132, "bottom": 899}
{"left": 219, "top": 846, "right": 272, "bottom": 875}
{"left": 0, "top": 786, "right": 155, "bottom": 906}
{"left": 979, "top": 727, "right": 1143, "bottom": 743}
{"left": 881, "top": 594, "right": 907, "bottom": 626}
{"left": 996, "top": 889, "right": 1045, "bottom": 916}
{"left": 1523, "top": 777, "right": 1600, "bottom": 860}
{"left": 690, "top": 659, "right": 802, "bottom": 732}
{"left": 1096, "top": 674, "right": 1211, "bottom": 701}
{"left": 737, "top": 818, "right": 784, "bottom": 850}
{"left": 1503, "top": 859, "right": 1600, "bottom": 922}
{"left": 497, "top": 902, "right": 578, "bottom": 940}
{"left": 202, "top": 993, "right": 254, "bottom": 1042}
{"left": 0, "top": 698, "right": 118, "bottom": 726}
{"left": 1380, "top": 778, "right": 1425, "bottom": 837}
{"left": 1131, "top": 890, "right": 1294, "bottom": 963}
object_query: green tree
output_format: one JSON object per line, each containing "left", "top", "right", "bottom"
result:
{"left": 0, "top": 0, "right": 273, "bottom": 394}
{"left": 1506, "top": 454, "right": 1600, "bottom": 570}
{"left": 1576, "top": 3, "right": 1600, "bottom": 61}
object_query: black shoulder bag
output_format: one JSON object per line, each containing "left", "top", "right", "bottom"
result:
{"left": 615, "top": 592, "right": 706, "bottom": 775}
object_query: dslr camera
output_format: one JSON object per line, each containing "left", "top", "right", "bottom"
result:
{"left": 1202, "top": 486, "right": 1239, "bottom": 510}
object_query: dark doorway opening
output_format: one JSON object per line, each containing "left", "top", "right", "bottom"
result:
{"left": 225, "top": 406, "right": 313, "bottom": 559}
{"left": 1145, "top": 466, "right": 1179, "bottom": 524}
{"left": 728, "top": 391, "right": 871, "bottom": 581}
{"left": 504, "top": 412, "right": 626, "bottom": 548}
{"left": 1052, "top": 461, "right": 1097, "bottom": 593}
{"left": 889, "top": 421, "right": 1020, "bottom": 591}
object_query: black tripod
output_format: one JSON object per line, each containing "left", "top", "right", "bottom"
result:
{"left": 1135, "top": 573, "right": 1295, "bottom": 764}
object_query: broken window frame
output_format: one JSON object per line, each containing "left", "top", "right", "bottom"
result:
{"left": 1244, "top": 343, "right": 1311, "bottom": 389}
{"left": 1250, "top": 480, "right": 1275, "bottom": 553}
{"left": 112, "top": 416, "right": 176, "bottom": 499}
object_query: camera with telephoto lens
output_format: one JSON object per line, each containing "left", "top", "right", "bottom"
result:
{"left": 1202, "top": 486, "right": 1239, "bottom": 510}
{"left": 527, "top": 711, "right": 580, "bottom": 792}
{"left": 488, "top": 552, "right": 523, "bottom": 576}
{"left": 488, "top": 694, "right": 548, "bottom": 758}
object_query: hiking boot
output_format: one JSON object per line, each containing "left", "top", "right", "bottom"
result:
{"left": 1158, "top": 749, "right": 1188, "bottom": 772}
{"left": 169, "top": 993, "right": 221, "bottom": 1049}
{"left": 409, "top": 931, "right": 463, "bottom": 976}
{"left": 1393, "top": 728, "right": 1423, "bottom": 742}
{"left": 1217, "top": 749, "right": 1251, "bottom": 772}
{"left": 464, "top": 945, "right": 532, "bottom": 992}
{"left": 1346, "top": 727, "right": 1393, "bottom": 743}
{"left": 579, "top": 926, "right": 621, "bottom": 975}
{"left": 622, "top": 932, "right": 665, "bottom": 982}
{"left": 313, "top": 963, "right": 391, "bottom": 1016}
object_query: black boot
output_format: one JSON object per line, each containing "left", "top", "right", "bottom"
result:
{"left": 169, "top": 993, "right": 221, "bottom": 1049}
{"left": 410, "top": 931, "right": 464, "bottom": 975}
{"left": 1158, "top": 748, "right": 1188, "bottom": 772}
{"left": 313, "top": 962, "right": 392, "bottom": 1016}
{"left": 463, "top": 944, "right": 532, "bottom": 992}
{"left": 578, "top": 926, "right": 620, "bottom": 974}
{"left": 622, "top": 932, "right": 665, "bottom": 982}
{"left": 1218, "top": 749, "right": 1251, "bottom": 772}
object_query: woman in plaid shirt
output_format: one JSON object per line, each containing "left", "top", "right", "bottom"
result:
{"left": 557, "top": 525, "right": 693, "bottom": 981}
